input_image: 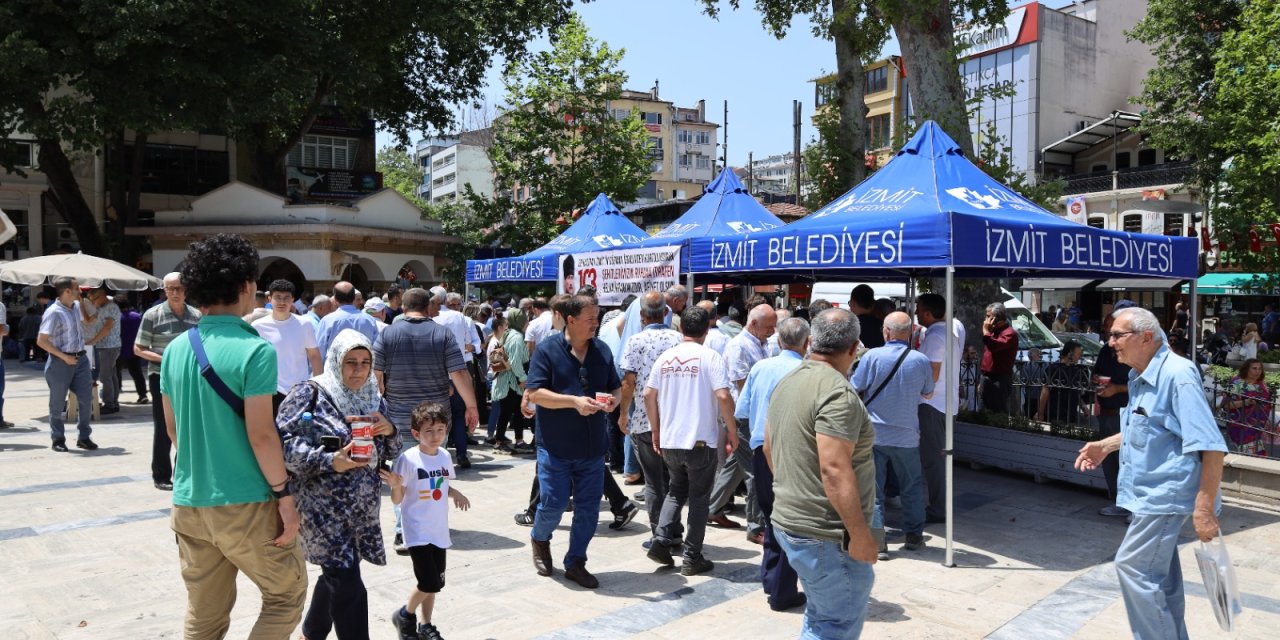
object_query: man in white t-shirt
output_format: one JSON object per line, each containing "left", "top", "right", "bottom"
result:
{"left": 524, "top": 298, "right": 554, "bottom": 354}
{"left": 252, "top": 280, "right": 322, "bottom": 414}
{"left": 915, "top": 293, "right": 965, "bottom": 523}
{"left": 642, "top": 305, "right": 738, "bottom": 576}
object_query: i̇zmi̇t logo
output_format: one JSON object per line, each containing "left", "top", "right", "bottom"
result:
{"left": 659, "top": 356, "right": 700, "bottom": 376}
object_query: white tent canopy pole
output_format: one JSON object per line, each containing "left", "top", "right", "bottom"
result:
{"left": 944, "top": 267, "right": 956, "bottom": 567}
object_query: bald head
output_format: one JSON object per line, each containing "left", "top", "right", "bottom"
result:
{"left": 746, "top": 304, "right": 778, "bottom": 341}
{"left": 332, "top": 281, "right": 356, "bottom": 305}
{"left": 884, "top": 311, "right": 912, "bottom": 340}
{"left": 163, "top": 272, "right": 182, "bottom": 287}
{"left": 696, "top": 299, "right": 717, "bottom": 318}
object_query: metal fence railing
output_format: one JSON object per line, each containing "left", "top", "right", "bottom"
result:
{"left": 955, "top": 361, "right": 1280, "bottom": 460}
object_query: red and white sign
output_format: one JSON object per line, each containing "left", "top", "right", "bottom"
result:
{"left": 1066, "top": 196, "right": 1087, "bottom": 225}
{"left": 559, "top": 247, "right": 680, "bottom": 307}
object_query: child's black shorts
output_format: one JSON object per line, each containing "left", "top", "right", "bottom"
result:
{"left": 408, "top": 544, "right": 447, "bottom": 593}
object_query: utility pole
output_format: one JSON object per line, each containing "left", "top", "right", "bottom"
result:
{"left": 722, "top": 100, "right": 729, "bottom": 173}
{"left": 748, "top": 152, "right": 754, "bottom": 193}
{"left": 793, "top": 100, "right": 802, "bottom": 202}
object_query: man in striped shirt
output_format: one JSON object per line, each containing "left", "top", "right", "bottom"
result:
{"left": 135, "top": 272, "right": 201, "bottom": 490}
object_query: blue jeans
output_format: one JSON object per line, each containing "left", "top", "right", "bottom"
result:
{"left": 530, "top": 446, "right": 605, "bottom": 568}
{"left": 872, "top": 444, "right": 926, "bottom": 535}
{"left": 45, "top": 356, "right": 92, "bottom": 442}
{"left": 623, "top": 434, "right": 640, "bottom": 475}
{"left": 776, "top": 527, "right": 874, "bottom": 640}
{"left": 0, "top": 356, "right": 6, "bottom": 421}
{"left": 1115, "top": 513, "right": 1190, "bottom": 640}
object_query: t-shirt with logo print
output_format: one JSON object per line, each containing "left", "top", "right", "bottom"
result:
{"left": 393, "top": 447, "right": 455, "bottom": 549}
{"left": 644, "top": 340, "right": 730, "bottom": 450}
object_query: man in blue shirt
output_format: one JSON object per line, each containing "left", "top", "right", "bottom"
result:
{"left": 1076, "top": 307, "right": 1227, "bottom": 640}
{"left": 851, "top": 311, "right": 935, "bottom": 559}
{"left": 526, "top": 294, "right": 621, "bottom": 590}
{"left": 315, "top": 281, "right": 378, "bottom": 356}
{"left": 737, "top": 316, "right": 810, "bottom": 611}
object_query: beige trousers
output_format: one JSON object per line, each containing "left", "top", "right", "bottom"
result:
{"left": 171, "top": 500, "right": 308, "bottom": 640}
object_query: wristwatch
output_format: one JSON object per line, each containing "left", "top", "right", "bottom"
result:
{"left": 271, "top": 486, "right": 292, "bottom": 499}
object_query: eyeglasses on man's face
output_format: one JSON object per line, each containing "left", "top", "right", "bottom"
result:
{"left": 1105, "top": 330, "right": 1138, "bottom": 342}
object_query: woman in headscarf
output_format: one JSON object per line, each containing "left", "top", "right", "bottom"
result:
{"left": 277, "top": 328, "right": 400, "bottom": 640}
{"left": 489, "top": 307, "right": 530, "bottom": 453}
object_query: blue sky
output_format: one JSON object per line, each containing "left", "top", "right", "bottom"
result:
{"left": 378, "top": 0, "right": 899, "bottom": 167}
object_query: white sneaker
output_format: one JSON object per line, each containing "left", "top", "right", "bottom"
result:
{"left": 1098, "top": 505, "right": 1130, "bottom": 517}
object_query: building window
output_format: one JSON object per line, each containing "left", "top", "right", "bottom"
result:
{"left": 1123, "top": 214, "right": 1142, "bottom": 233}
{"left": 695, "top": 131, "right": 711, "bottom": 145}
{"left": 865, "top": 67, "right": 888, "bottom": 94}
{"left": 115, "top": 144, "right": 230, "bottom": 196}
{"left": 2, "top": 140, "right": 37, "bottom": 167}
{"left": 1163, "top": 213, "right": 1183, "bottom": 236}
{"left": 679, "top": 154, "right": 691, "bottom": 167}
{"left": 1115, "top": 152, "right": 1131, "bottom": 170}
{"left": 815, "top": 80, "right": 837, "bottom": 107}
{"left": 866, "top": 114, "right": 891, "bottom": 149}
{"left": 677, "top": 130, "right": 692, "bottom": 143}
{"left": 650, "top": 161, "right": 662, "bottom": 173}
{"left": 696, "top": 156, "right": 710, "bottom": 169}
{"left": 432, "top": 154, "right": 455, "bottom": 169}
{"left": 287, "top": 135, "right": 359, "bottom": 169}
{"left": 1138, "top": 149, "right": 1157, "bottom": 166}
{"left": 1, "top": 209, "right": 29, "bottom": 253}
{"left": 640, "top": 112, "right": 663, "bottom": 125}
{"left": 613, "top": 109, "right": 632, "bottom": 121}
{"left": 1091, "top": 163, "right": 1109, "bottom": 174}
{"left": 1087, "top": 217, "right": 1105, "bottom": 229}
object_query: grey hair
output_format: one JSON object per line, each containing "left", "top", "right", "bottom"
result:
{"left": 519, "top": 297, "right": 533, "bottom": 308}
{"left": 1113, "top": 307, "right": 1166, "bottom": 345}
{"left": 664, "top": 284, "right": 688, "bottom": 303}
{"left": 446, "top": 292, "right": 462, "bottom": 305}
{"left": 640, "top": 291, "right": 666, "bottom": 322}
{"left": 810, "top": 308, "right": 860, "bottom": 355}
{"left": 883, "top": 312, "right": 912, "bottom": 337}
{"left": 985, "top": 302, "right": 1008, "bottom": 323}
{"left": 428, "top": 286, "right": 448, "bottom": 305}
{"left": 776, "top": 317, "right": 811, "bottom": 351}
{"left": 163, "top": 271, "right": 183, "bottom": 285}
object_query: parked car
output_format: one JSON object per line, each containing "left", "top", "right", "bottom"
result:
{"left": 1047, "top": 332, "right": 1104, "bottom": 367}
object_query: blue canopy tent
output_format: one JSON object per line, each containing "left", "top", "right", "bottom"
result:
{"left": 687, "top": 122, "right": 1201, "bottom": 566}
{"left": 635, "top": 168, "right": 785, "bottom": 271}
{"left": 465, "top": 193, "right": 647, "bottom": 285}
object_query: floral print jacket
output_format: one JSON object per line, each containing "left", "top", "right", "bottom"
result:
{"left": 277, "top": 382, "right": 401, "bottom": 568}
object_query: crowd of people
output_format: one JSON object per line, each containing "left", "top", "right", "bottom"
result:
{"left": 11, "top": 231, "right": 1240, "bottom": 640}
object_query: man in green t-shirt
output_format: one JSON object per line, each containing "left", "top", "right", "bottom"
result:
{"left": 765, "top": 308, "right": 877, "bottom": 640}
{"left": 161, "top": 234, "right": 306, "bottom": 639}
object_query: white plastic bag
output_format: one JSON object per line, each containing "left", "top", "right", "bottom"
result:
{"left": 1193, "top": 531, "right": 1243, "bottom": 631}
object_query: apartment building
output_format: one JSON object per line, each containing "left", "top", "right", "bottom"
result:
{"left": 609, "top": 83, "right": 719, "bottom": 202}
{"left": 414, "top": 129, "right": 494, "bottom": 205}
{"left": 813, "top": 56, "right": 909, "bottom": 171}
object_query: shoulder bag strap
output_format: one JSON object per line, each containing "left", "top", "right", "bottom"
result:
{"left": 186, "top": 326, "right": 245, "bottom": 418}
{"left": 863, "top": 345, "right": 912, "bottom": 407}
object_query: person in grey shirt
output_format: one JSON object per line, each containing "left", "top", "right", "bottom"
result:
{"left": 82, "top": 286, "right": 122, "bottom": 414}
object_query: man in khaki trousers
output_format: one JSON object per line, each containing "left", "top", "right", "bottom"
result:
{"left": 161, "top": 234, "right": 307, "bottom": 639}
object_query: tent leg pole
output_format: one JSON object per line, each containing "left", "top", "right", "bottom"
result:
{"left": 944, "top": 267, "right": 956, "bottom": 568}
{"left": 686, "top": 272, "right": 695, "bottom": 299}
{"left": 1189, "top": 280, "right": 1199, "bottom": 374}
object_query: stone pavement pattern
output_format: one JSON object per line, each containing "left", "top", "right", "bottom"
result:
{"left": 2, "top": 362, "right": 1278, "bottom": 639}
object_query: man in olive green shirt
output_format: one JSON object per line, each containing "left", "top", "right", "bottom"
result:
{"left": 765, "top": 308, "right": 877, "bottom": 640}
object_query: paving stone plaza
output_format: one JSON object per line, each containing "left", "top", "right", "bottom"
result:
{"left": 2, "top": 363, "right": 1278, "bottom": 639}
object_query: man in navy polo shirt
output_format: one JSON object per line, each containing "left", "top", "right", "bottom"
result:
{"left": 525, "top": 294, "right": 621, "bottom": 589}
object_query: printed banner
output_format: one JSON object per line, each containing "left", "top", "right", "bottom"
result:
{"left": 558, "top": 246, "right": 681, "bottom": 306}
{"left": 1066, "top": 196, "right": 1087, "bottom": 225}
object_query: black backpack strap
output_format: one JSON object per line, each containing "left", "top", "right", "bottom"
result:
{"left": 186, "top": 326, "right": 245, "bottom": 418}
{"left": 862, "top": 345, "right": 912, "bottom": 407}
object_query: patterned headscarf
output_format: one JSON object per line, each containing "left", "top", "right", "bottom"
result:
{"left": 312, "top": 328, "right": 380, "bottom": 418}
{"left": 505, "top": 307, "right": 528, "bottom": 334}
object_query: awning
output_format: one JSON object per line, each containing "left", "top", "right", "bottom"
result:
{"left": 1182, "top": 273, "right": 1276, "bottom": 296}
{"left": 1019, "top": 278, "right": 1097, "bottom": 291}
{"left": 1098, "top": 278, "right": 1182, "bottom": 291}
{"left": 1041, "top": 110, "right": 1142, "bottom": 170}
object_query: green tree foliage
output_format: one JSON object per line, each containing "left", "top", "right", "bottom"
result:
{"left": 1131, "top": 0, "right": 1280, "bottom": 273}
{"left": 468, "top": 13, "right": 651, "bottom": 257}
{"left": 376, "top": 146, "right": 427, "bottom": 206}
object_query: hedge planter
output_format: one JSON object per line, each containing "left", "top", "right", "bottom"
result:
{"left": 954, "top": 420, "right": 1107, "bottom": 490}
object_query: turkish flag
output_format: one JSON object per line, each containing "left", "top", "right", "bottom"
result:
{"left": 1250, "top": 228, "right": 1262, "bottom": 252}
{"left": 1202, "top": 228, "right": 1212, "bottom": 251}
{"left": 1270, "top": 223, "right": 1280, "bottom": 245}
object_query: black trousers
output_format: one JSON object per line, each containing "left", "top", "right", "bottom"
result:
{"left": 753, "top": 447, "right": 801, "bottom": 607}
{"left": 149, "top": 374, "right": 172, "bottom": 484}
{"left": 1099, "top": 413, "right": 1122, "bottom": 501}
{"left": 302, "top": 564, "right": 368, "bottom": 640}
{"left": 117, "top": 356, "right": 146, "bottom": 397}
{"left": 982, "top": 372, "right": 1013, "bottom": 414}
{"left": 607, "top": 406, "right": 625, "bottom": 472}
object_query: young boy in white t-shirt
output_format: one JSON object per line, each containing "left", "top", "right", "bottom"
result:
{"left": 385, "top": 401, "right": 470, "bottom": 640}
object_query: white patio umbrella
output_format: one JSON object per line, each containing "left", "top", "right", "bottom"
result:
{"left": 0, "top": 252, "right": 162, "bottom": 291}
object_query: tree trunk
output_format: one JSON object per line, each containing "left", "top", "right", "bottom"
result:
{"left": 831, "top": 0, "right": 869, "bottom": 189}
{"left": 37, "top": 140, "right": 106, "bottom": 257}
{"left": 893, "top": 0, "right": 973, "bottom": 157}
{"left": 238, "top": 74, "right": 336, "bottom": 194}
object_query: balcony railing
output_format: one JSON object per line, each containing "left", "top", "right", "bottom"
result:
{"left": 647, "top": 149, "right": 664, "bottom": 161}
{"left": 1061, "top": 161, "right": 1195, "bottom": 195}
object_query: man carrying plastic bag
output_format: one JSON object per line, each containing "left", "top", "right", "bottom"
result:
{"left": 1076, "top": 307, "right": 1229, "bottom": 640}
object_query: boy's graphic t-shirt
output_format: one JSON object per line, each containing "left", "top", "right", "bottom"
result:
{"left": 393, "top": 447, "right": 454, "bottom": 548}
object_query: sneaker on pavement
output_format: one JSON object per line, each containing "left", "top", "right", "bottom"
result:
{"left": 633, "top": 491, "right": 645, "bottom": 503}
{"left": 514, "top": 512, "right": 534, "bottom": 527}
{"left": 51, "top": 439, "right": 68, "bottom": 452}
{"left": 609, "top": 501, "right": 639, "bottom": 531}
{"left": 903, "top": 532, "right": 925, "bottom": 551}
{"left": 418, "top": 622, "right": 445, "bottom": 640}
{"left": 1099, "top": 505, "right": 1131, "bottom": 517}
{"left": 680, "top": 556, "right": 714, "bottom": 576}
{"left": 75, "top": 439, "right": 99, "bottom": 451}
{"left": 393, "top": 533, "right": 409, "bottom": 556}
{"left": 646, "top": 539, "right": 675, "bottom": 566}
{"left": 392, "top": 606, "right": 417, "bottom": 640}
